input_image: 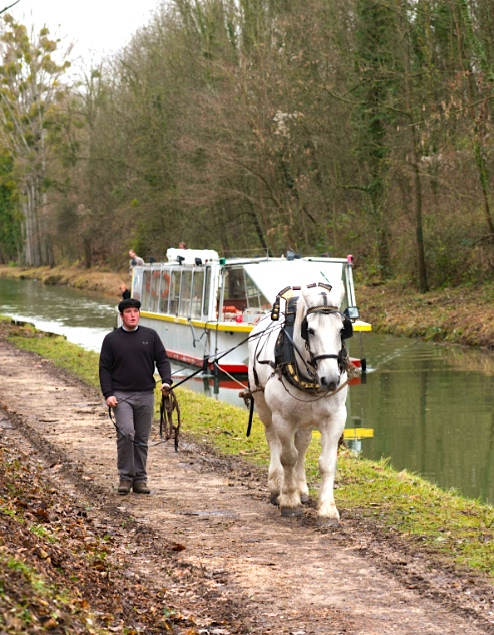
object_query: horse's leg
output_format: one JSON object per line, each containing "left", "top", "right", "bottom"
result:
{"left": 294, "top": 428, "right": 312, "bottom": 504}
{"left": 264, "top": 421, "right": 284, "bottom": 506}
{"left": 254, "top": 395, "right": 282, "bottom": 506}
{"left": 317, "top": 415, "right": 346, "bottom": 526}
{"left": 273, "top": 418, "right": 303, "bottom": 516}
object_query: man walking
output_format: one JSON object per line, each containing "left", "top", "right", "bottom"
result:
{"left": 99, "top": 298, "right": 172, "bottom": 495}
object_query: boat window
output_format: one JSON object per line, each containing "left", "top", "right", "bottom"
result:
{"left": 244, "top": 271, "right": 270, "bottom": 308}
{"left": 203, "top": 267, "right": 211, "bottom": 316}
{"left": 149, "top": 269, "right": 161, "bottom": 312}
{"left": 141, "top": 269, "right": 152, "bottom": 310}
{"left": 179, "top": 270, "right": 192, "bottom": 316}
{"left": 221, "top": 267, "right": 247, "bottom": 312}
{"left": 159, "top": 269, "right": 171, "bottom": 313}
{"left": 169, "top": 270, "right": 181, "bottom": 315}
{"left": 190, "top": 270, "right": 204, "bottom": 319}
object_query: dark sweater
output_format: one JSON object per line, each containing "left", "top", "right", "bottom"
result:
{"left": 99, "top": 326, "right": 172, "bottom": 398}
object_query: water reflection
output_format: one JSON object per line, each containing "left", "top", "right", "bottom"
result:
{"left": 1, "top": 277, "right": 494, "bottom": 503}
{"left": 0, "top": 277, "right": 117, "bottom": 351}
{"left": 351, "top": 335, "right": 494, "bottom": 503}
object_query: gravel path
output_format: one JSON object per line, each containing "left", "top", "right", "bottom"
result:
{"left": 1, "top": 340, "right": 493, "bottom": 634}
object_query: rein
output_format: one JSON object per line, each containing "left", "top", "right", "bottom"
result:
{"left": 107, "top": 328, "right": 272, "bottom": 445}
{"left": 160, "top": 390, "right": 181, "bottom": 451}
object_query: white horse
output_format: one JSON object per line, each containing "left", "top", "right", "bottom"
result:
{"left": 248, "top": 282, "right": 352, "bottom": 526}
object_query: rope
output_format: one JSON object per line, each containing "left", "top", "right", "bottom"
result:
{"left": 160, "top": 389, "right": 181, "bottom": 451}
{"left": 107, "top": 388, "right": 181, "bottom": 450}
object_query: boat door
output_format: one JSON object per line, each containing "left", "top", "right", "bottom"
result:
{"left": 131, "top": 266, "right": 144, "bottom": 301}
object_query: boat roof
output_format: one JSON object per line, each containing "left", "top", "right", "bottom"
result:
{"left": 161, "top": 249, "right": 351, "bottom": 304}
{"left": 242, "top": 258, "right": 347, "bottom": 305}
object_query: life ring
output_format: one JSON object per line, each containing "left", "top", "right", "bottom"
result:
{"left": 161, "top": 271, "right": 171, "bottom": 298}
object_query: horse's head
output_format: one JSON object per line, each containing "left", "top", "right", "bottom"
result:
{"left": 296, "top": 282, "right": 351, "bottom": 392}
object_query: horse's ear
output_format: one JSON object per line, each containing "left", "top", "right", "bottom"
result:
{"left": 331, "top": 280, "right": 345, "bottom": 309}
{"left": 301, "top": 317, "right": 308, "bottom": 341}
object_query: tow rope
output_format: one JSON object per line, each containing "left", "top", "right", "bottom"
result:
{"left": 107, "top": 388, "right": 181, "bottom": 450}
{"left": 106, "top": 328, "right": 274, "bottom": 448}
{"left": 160, "top": 390, "right": 180, "bottom": 451}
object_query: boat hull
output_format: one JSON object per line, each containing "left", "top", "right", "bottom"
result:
{"left": 139, "top": 311, "right": 365, "bottom": 375}
{"left": 139, "top": 312, "right": 251, "bottom": 374}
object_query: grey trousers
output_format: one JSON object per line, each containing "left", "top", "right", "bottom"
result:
{"left": 113, "top": 390, "right": 155, "bottom": 483}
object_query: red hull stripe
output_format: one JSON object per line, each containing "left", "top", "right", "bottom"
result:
{"left": 167, "top": 349, "right": 362, "bottom": 378}
{"left": 166, "top": 350, "right": 248, "bottom": 374}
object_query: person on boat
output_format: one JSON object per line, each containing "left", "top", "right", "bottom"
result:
{"left": 120, "top": 284, "right": 131, "bottom": 300}
{"left": 129, "top": 249, "right": 145, "bottom": 269}
{"left": 99, "top": 298, "right": 172, "bottom": 496}
{"left": 178, "top": 241, "right": 187, "bottom": 249}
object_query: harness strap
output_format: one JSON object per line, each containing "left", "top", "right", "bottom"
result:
{"left": 240, "top": 387, "right": 265, "bottom": 437}
{"left": 281, "top": 324, "right": 318, "bottom": 381}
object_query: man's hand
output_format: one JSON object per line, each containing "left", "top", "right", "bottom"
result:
{"left": 106, "top": 395, "right": 117, "bottom": 408}
{"left": 161, "top": 383, "right": 172, "bottom": 395}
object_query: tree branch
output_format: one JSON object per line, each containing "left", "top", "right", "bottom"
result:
{"left": 0, "top": 0, "right": 21, "bottom": 16}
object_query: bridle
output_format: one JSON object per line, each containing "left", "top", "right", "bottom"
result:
{"left": 264, "top": 282, "right": 354, "bottom": 394}
{"left": 302, "top": 305, "right": 350, "bottom": 373}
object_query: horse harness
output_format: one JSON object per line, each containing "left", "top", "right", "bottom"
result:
{"left": 242, "top": 283, "right": 357, "bottom": 436}
{"left": 250, "top": 282, "right": 356, "bottom": 393}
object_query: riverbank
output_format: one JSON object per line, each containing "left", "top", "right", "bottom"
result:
{"left": 1, "top": 263, "right": 493, "bottom": 349}
{"left": 0, "top": 264, "right": 128, "bottom": 301}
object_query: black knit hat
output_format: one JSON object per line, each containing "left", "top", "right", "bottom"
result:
{"left": 118, "top": 298, "right": 141, "bottom": 313}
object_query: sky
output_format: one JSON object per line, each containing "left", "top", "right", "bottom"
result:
{"left": 6, "top": 0, "right": 161, "bottom": 70}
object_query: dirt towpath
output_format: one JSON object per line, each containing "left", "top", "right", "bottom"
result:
{"left": 1, "top": 339, "right": 494, "bottom": 635}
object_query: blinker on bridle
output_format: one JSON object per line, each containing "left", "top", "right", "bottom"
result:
{"left": 271, "top": 282, "right": 354, "bottom": 375}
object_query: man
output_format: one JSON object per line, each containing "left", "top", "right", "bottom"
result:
{"left": 99, "top": 298, "right": 172, "bottom": 495}
{"left": 119, "top": 284, "right": 130, "bottom": 300}
{"left": 129, "top": 249, "right": 145, "bottom": 269}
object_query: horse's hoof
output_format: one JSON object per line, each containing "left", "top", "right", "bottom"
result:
{"left": 301, "top": 493, "right": 309, "bottom": 504}
{"left": 280, "top": 506, "right": 303, "bottom": 517}
{"left": 317, "top": 516, "right": 339, "bottom": 527}
{"left": 269, "top": 494, "right": 279, "bottom": 506}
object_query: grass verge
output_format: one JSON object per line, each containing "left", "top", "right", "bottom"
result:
{"left": 5, "top": 318, "right": 494, "bottom": 580}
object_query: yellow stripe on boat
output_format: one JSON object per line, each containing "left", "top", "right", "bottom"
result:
{"left": 313, "top": 428, "right": 374, "bottom": 439}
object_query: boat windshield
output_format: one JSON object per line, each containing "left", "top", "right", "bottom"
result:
{"left": 221, "top": 266, "right": 270, "bottom": 312}
{"left": 242, "top": 260, "right": 346, "bottom": 306}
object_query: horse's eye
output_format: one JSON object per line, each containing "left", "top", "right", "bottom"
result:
{"left": 308, "top": 328, "right": 315, "bottom": 336}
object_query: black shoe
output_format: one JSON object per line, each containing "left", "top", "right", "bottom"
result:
{"left": 132, "top": 481, "right": 150, "bottom": 494}
{"left": 118, "top": 480, "right": 132, "bottom": 495}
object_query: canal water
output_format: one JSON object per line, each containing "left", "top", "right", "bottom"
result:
{"left": 1, "top": 277, "right": 494, "bottom": 504}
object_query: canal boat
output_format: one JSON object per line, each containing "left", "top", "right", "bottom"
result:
{"left": 129, "top": 248, "right": 372, "bottom": 375}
